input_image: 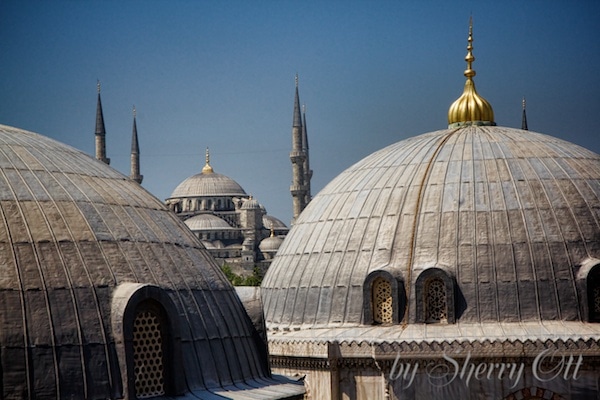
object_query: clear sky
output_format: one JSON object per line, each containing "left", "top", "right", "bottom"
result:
{"left": 0, "top": 1, "right": 598, "bottom": 224}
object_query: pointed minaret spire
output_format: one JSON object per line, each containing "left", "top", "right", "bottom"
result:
{"left": 521, "top": 97, "right": 529, "bottom": 131}
{"left": 130, "top": 106, "right": 143, "bottom": 184}
{"left": 290, "top": 75, "right": 308, "bottom": 224}
{"left": 202, "top": 147, "right": 214, "bottom": 174}
{"left": 95, "top": 80, "right": 110, "bottom": 164}
{"left": 302, "top": 103, "right": 312, "bottom": 207}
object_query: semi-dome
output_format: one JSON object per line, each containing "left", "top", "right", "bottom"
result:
{"left": 0, "top": 124, "right": 302, "bottom": 398}
{"left": 241, "top": 198, "right": 261, "bottom": 210}
{"left": 263, "top": 124, "right": 600, "bottom": 328}
{"left": 184, "top": 213, "right": 236, "bottom": 230}
{"left": 263, "top": 215, "right": 288, "bottom": 229}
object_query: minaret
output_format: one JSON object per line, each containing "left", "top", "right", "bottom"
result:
{"left": 521, "top": 97, "right": 528, "bottom": 130}
{"left": 290, "top": 75, "right": 308, "bottom": 224}
{"left": 95, "top": 81, "right": 110, "bottom": 164}
{"left": 130, "top": 106, "right": 143, "bottom": 184}
{"left": 448, "top": 18, "right": 495, "bottom": 128}
{"left": 302, "top": 104, "right": 312, "bottom": 207}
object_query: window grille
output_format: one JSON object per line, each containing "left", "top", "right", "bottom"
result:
{"left": 133, "top": 310, "right": 165, "bottom": 398}
{"left": 590, "top": 266, "right": 600, "bottom": 322}
{"left": 372, "top": 277, "right": 393, "bottom": 324}
{"left": 425, "top": 278, "right": 447, "bottom": 323}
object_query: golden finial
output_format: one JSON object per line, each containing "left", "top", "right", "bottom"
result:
{"left": 447, "top": 18, "right": 495, "bottom": 128}
{"left": 97, "top": 80, "right": 101, "bottom": 93}
{"left": 270, "top": 226, "right": 275, "bottom": 237}
{"left": 202, "top": 147, "right": 214, "bottom": 174}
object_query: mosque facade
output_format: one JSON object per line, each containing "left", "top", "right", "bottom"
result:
{"left": 261, "top": 22, "right": 600, "bottom": 399}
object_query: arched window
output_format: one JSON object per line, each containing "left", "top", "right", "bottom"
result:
{"left": 588, "top": 265, "right": 600, "bottom": 322}
{"left": 363, "top": 271, "right": 403, "bottom": 325}
{"left": 133, "top": 306, "right": 166, "bottom": 398}
{"left": 415, "top": 268, "right": 456, "bottom": 324}
{"left": 372, "top": 277, "right": 393, "bottom": 324}
{"left": 425, "top": 278, "right": 447, "bottom": 323}
{"left": 111, "top": 284, "right": 184, "bottom": 399}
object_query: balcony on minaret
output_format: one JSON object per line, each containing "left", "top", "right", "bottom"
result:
{"left": 290, "top": 184, "right": 307, "bottom": 195}
{"left": 289, "top": 151, "right": 306, "bottom": 163}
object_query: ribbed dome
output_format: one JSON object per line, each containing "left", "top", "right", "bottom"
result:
{"left": 263, "top": 215, "right": 288, "bottom": 229}
{"left": 241, "top": 198, "right": 261, "bottom": 210}
{"left": 184, "top": 213, "right": 235, "bottom": 230}
{"left": 262, "top": 126, "right": 600, "bottom": 328}
{"left": 0, "top": 124, "right": 293, "bottom": 398}
{"left": 170, "top": 171, "right": 246, "bottom": 198}
{"left": 259, "top": 234, "right": 284, "bottom": 253}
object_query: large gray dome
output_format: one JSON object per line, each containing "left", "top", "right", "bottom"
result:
{"left": 0, "top": 124, "right": 302, "bottom": 399}
{"left": 262, "top": 125, "right": 600, "bottom": 328}
{"left": 170, "top": 171, "right": 247, "bottom": 198}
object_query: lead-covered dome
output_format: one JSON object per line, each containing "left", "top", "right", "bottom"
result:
{"left": 262, "top": 125, "right": 600, "bottom": 328}
{"left": 170, "top": 171, "right": 246, "bottom": 198}
{"left": 0, "top": 124, "right": 302, "bottom": 399}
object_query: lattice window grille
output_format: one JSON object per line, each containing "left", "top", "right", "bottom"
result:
{"left": 133, "top": 310, "right": 165, "bottom": 398}
{"left": 426, "top": 278, "right": 447, "bottom": 323}
{"left": 594, "top": 286, "right": 600, "bottom": 314}
{"left": 372, "top": 277, "right": 393, "bottom": 324}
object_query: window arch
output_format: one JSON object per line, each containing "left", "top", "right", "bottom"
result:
{"left": 363, "top": 271, "right": 404, "bottom": 325}
{"left": 415, "top": 268, "right": 456, "bottom": 324}
{"left": 111, "top": 283, "right": 184, "bottom": 399}
{"left": 588, "top": 265, "right": 600, "bottom": 322}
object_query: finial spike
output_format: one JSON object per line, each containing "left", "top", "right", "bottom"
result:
{"left": 133, "top": 105, "right": 136, "bottom": 118}
{"left": 202, "top": 146, "right": 213, "bottom": 174}
{"left": 447, "top": 18, "right": 495, "bottom": 127}
{"left": 97, "top": 80, "right": 101, "bottom": 93}
{"left": 295, "top": 74, "right": 299, "bottom": 88}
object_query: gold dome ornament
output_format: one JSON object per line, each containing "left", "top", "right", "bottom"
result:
{"left": 448, "top": 18, "right": 495, "bottom": 127}
{"left": 202, "top": 146, "right": 214, "bottom": 174}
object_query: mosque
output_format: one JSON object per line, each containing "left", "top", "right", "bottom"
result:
{"left": 94, "top": 80, "right": 310, "bottom": 277}
{"left": 261, "top": 22, "right": 600, "bottom": 399}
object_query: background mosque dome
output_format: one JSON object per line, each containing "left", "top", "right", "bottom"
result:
{"left": 170, "top": 170, "right": 247, "bottom": 198}
{"left": 184, "top": 213, "right": 237, "bottom": 231}
{"left": 262, "top": 125, "right": 600, "bottom": 327}
{"left": 0, "top": 124, "right": 301, "bottom": 398}
{"left": 241, "top": 198, "right": 261, "bottom": 210}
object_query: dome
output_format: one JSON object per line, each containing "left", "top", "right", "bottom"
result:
{"left": 184, "top": 213, "right": 235, "bottom": 230}
{"left": 263, "top": 215, "right": 288, "bottom": 229}
{"left": 259, "top": 234, "right": 284, "bottom": 253}
{"left": 241, "top": 198, "right": 261, "bottom": 210}
{"left": 262, "top": 125, "right": 600, "bottom": 328}
{"left": 0, "top": 124, "right": 302, "bottom": 398}
{"left": 169, "top": 171, "right": 246, "bottom": 198}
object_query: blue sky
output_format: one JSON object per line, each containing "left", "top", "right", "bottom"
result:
{"left": 0, "top": 1, "right": 599, "bottom": 224}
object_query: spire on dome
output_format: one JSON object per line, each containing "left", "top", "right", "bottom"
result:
{"left": 95, "top": 80, "right": 110, "bottom": 164}
{"left": 202, "top": 147, "right": 214, "bottom": 174}
{"left": 447, "top": 18, "right": 495, "bottom": 128}
{"left": 130, "top": 106, "right": 143, "bottom": 184}
{"left": 521, "top": 97, "right": 529, "bottom": 130}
